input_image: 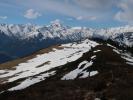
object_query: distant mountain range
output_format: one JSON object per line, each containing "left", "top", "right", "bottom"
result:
{"left": 0, "top": 21, "right": 133, "bottom": 63}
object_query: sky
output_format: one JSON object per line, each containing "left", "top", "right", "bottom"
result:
{"left": 0, "top": 0, "right": 133, "bottom": 28}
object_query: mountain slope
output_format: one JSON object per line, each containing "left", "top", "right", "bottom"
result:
{"left": 0, "top": 39, "right": 133, "bottom": 100}
{"left": 0, "top": 39, "right": 98, "bottom": 91}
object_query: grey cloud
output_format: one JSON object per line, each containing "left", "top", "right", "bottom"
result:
{"left": 0, "top": 16, "right": 7, "bottom": 20}
{"left": 115, "top": 0, "right": 133, "bottom": 24}
{"left": 18, "top": 0, "right": 99, "bottom": 20}
{"left": 24, "top": 9, "right": 41, "bottom": 19}
{"left": 18, "top": 0, "right": 112, "bottom": 21}
{"left": 73, "top": 0, "right": 118, "bottom": 11}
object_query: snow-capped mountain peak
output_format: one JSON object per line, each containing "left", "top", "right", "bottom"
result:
{"left": 0, "top": 22, "right": 133, "bottom": 64}
{"left": 0, "top": 22, "right": 133, "bottom": 47}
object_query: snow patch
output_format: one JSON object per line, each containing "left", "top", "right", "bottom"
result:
{"left": 61, "top": 60, "right": 93, "bottom": 80}
{"left": 80, "top": 71, "right": 98, "bottom": 78}
{"left": 121, "top": 52, "right": 133, "bottom": 65}
{"left": 93, "top": 50, "right": 101, "bottom": 53}
{"left": 113, "top": 49, "right": 120, "bottom": 54}
{"left": 8, "top": 71, "right": 56, "bottom": 91}
{"left": 107, "top": 44, "right": 117, "bottom": 49}
{"left": 0, "top": 70, "right": 7, "bottom": 74}
{"left": 91, "top": 55, "right": 96, "bottom": 59}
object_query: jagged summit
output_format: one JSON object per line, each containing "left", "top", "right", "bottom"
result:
{"left": 0, "top": 22, "right": 133, "bottom": 47}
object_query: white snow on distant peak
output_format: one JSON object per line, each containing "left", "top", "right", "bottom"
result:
{"left": 0, "top": 23, "right": 133, "bottom": 47}
{"left": 71, "top": 27, "right": 82, "bottom": 30}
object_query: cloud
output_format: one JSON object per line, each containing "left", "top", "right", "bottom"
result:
{"left": 24, "top": 9, "right": 41, "bottom": 19}
{"left": 50, "top": 19, "right": 63, "bottom": 25}
{"left": 76, "top": 16, "right": 97, "bottom": 21}
{"left": 90, "top": 16, "right": 97, "bottom": 20}
{"left": 17, "top": 0, "right": 112, "bottom": 21}
{"left": 114, "top": 0, "right": 133, "bottom": 24}
{"left": 2, "top": 0, "right": 133, "bottom": 24}
{"left": 76, "top": 16, "right": 83, "bottom": 20}
{"left": 73, "top": 0, "right": 118, "bottom": 11}
{"left": 0, "top": 16, "right": 7, "bottom": 20}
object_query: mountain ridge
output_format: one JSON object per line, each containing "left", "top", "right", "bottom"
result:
{"left": 0, "top": 22, "right": 133, "bottom": 63}
{"left": 0, "top": 22, "right": 133, "bottom": 46}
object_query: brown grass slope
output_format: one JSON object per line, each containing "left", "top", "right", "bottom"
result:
{"left": 0, "top": 45, "right": 61, "bottom": 70}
